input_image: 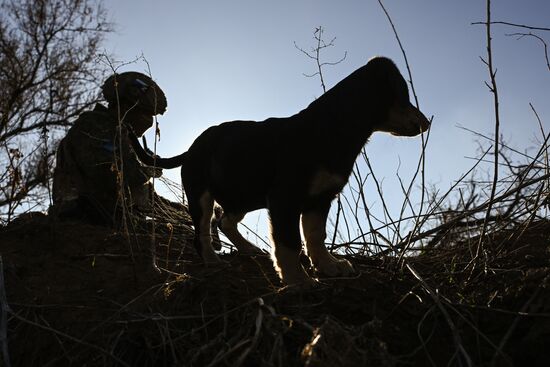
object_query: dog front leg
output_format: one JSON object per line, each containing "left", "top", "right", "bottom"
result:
{"left": 268, "top": 203, "right": 313, "bottom": 285}
{"left": 301, "top": 206, "right": 354, "bottom": 277}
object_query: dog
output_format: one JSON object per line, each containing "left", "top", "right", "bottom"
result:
{"left": 128, "top": 57, "right": 430, "bottom": 285}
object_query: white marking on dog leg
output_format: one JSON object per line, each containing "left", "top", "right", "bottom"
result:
{"left": 272, "top": 245, "right": 312, "bottom": 285}
{"left": 302, "top": 212, "right": 354, "bottom": 277}
{"left": 220, "top": 213, "right": 263, "bottom": 254}
{"left": 198, "top": 192, "right": 221, "bottom": 264}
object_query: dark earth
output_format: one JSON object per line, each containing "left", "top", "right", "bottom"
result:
{"left": 1, "top": 214, "right": 549, "bottom": 366}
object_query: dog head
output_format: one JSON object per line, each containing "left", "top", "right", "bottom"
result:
{"left": 326, "top": 57, "right": 430, "bottom": 137}
{"left": 365, "top": 57, "right": 430, "bottom": 137}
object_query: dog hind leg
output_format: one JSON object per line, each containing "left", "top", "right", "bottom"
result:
{"left": 210, "top": 205, "right": 223, "bottom": 251}
{"left": 188, "top": 191, "right": 221, "bottom": 263}
{"left": 219, "top": 211, "right": 263, "bottom": 254}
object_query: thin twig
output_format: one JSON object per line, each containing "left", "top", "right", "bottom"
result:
{"left": 506, "top": 33, "right": 550, "bottom": 72}
{"left": 377, "top": 0, "right": 432, "bottom": 261}
{"left": 9, "top": 310, "right": 130, "bottom": 367}
{"left": 475, "top": 0, "right": 501, "bottom": 265}
{"left": 406, "top": 263, "right": 473, "bottom": 366}
{"left": 142, "top": 54, "right": 162, "bottom": 273}
{"left": 490, "top": 287, "right": 541, "bottom": 367}
{"left": 472, "top": 21, "right": 550, "bottom": 32}
{"left": 377, "top": 0, "right": 420, "bottom": 108}
{"left": 294, "top": 26, "right": 347, "bottom": 247}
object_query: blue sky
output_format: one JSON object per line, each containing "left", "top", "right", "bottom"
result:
{"left": 103, "top": 0, "right": 549, "bottom": 244}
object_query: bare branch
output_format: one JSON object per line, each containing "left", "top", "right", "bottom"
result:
{"left": 474, "top": 0, "right": 502, "bottom": 262}
{"left": 294, "top": 26, "right": 347, "bottom": 93}
{"left": 0, "top": 0, "right": 112, "bottom": 220}
{"left": 506, "top": 32, "right": 550, "bottom": 72}
{"left": 377, "top": 0, "right": 420, "bottom": 108}
{"left": 472, "top": 21, "right": 550, "bottom": 32}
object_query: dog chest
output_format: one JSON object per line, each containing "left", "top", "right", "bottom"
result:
{"left": 308, "top": 169, "right": 346, "bottom": 196}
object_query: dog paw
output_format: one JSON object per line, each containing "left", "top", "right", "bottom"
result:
{"left": 316, "top": 257, "right": 354, "bottom": 277}
{"left": 279, "top": 265, "right": 317, "bottom": 287}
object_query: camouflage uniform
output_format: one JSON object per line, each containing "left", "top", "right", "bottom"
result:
{"left": 52, "top": 104, "right": 159, "bottom": 224}
{"left": 51, "top": 72, "right": 167, "bottom": 226}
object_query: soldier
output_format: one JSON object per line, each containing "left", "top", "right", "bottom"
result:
{"left": 51, "top": 71, "right": 177, "bottom": 226}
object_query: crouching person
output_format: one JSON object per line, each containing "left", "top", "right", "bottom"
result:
{"left": 50, "top": 71, "right": 180, "bottom": 227}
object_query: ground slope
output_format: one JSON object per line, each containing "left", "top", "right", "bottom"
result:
{"left": 1, "top": 214, "right": 549, "bottom": 366}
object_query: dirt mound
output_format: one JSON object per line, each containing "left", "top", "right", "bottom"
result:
{"left": 1, "top": 215, "right": 549, "bottom": 366}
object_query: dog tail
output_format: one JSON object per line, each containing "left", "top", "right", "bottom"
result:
{"left": 127, "top": 126, "right": 187, "bottom": 169}
{"left": 142, "top": 151, "right": 187, "bottom": 169}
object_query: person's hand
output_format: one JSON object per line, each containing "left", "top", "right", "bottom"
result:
{"left": 152, "top": 166, "right": 163, "bottom": 178}
{"left": 143, "top": 165, "right": 163, "bottom": 178}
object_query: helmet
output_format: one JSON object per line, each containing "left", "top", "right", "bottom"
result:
{"left": 102, "top": 72, "right": 167, "bottom": 115}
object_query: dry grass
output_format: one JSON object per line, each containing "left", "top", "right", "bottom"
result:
{"left": 1, "top": 209, "right": 549, "bottom": 366}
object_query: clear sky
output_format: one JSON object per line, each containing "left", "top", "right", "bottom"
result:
{"left": 102, "top": 0, "right": 550, "bottom": 244}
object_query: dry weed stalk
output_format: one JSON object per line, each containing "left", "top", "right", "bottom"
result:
{"left": 295, "top": 26, "right": 350, "bottom": 248}
{"left": 473, "top": 0, "right": 502, "bottom": 269}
